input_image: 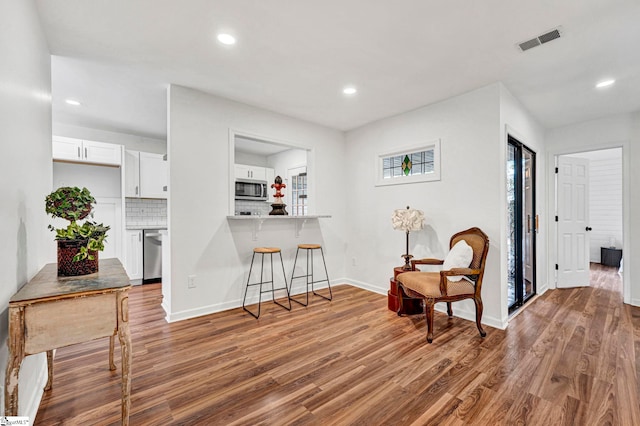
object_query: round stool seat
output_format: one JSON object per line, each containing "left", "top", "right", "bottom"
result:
{"left": 254, "top": 247, "right": 281, "bottom": 254}
{"left": 298, "top": 244, "right": 321, "bottom": 250}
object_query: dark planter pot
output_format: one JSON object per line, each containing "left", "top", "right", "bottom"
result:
{"left": 57, "top": 239, "right": 99, "bottom": 276}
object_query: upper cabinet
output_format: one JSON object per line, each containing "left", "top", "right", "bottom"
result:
{"left": 124, "top": 151, "right": 141, "bottom": 197}
{"left": 52, "top": 136, "right": 122, "bottom": 166}
{"left": 125, "top": 150, "right": 168, "bottom": 199}
{"left": 235, "top": 164, "right": 267, "bottom": 181}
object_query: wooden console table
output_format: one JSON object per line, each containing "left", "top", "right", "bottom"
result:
{"left": 4, "top": 259, "right": 132, "bottom": 425}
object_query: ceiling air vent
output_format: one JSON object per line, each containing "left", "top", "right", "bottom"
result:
{"left": 518, "top": 27, "right": 562, "bottom": 52}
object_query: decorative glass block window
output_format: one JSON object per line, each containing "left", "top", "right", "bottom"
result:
{"left": 376, "top": 140, "right": 441, "bottom": 186}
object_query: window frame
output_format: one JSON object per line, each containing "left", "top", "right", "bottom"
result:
{"left": 375, "top": 139, "right": 441, "bottom": 186}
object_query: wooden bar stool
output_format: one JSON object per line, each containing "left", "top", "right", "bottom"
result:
{"left": 289, "top": 244, "right": 332, "bottom": 306}
{"left": 242, "top": 247, "right": 291, "bottom": 319}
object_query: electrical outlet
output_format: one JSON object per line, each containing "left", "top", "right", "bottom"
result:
{"left": 188, "top": 275, "right": 196, "bottom": 288}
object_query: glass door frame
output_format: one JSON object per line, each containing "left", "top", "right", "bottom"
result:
{"left": 508, "top": 135, "right": 537, "bottom": 314}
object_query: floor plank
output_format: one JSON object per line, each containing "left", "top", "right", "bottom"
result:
{"left": 35, "top": 264, "right": 640, "bottom": 425}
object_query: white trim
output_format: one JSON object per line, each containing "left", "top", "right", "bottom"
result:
{"left": 165, "top": 280, "right": 336, "bottom": 323}
{"left": 375, "top": 139, "right": 441, "bottom": 186}
{"left": 24, "top": 356, "right": 49, "bottom": 424}
{"left": 343, "top": 278, "right": 507, "bottom": 331}
{"left": 1, "top": 352, "right": 49, "bottom": 423}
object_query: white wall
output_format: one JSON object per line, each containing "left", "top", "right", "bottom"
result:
{"left": 53, "top": 123, "right": 166, "bottom": 154}
{"left": 632, "top": 112, "right": 640, "bottom": 305}
{"left": 571, "top": 148, "right": 623, "bottom": 261}
{"left": 167, "top": 85, "right": 346, "bottom": 320}
{"left": 267, "top": 148, "right": 307, "bottom": 183}
{"left": 546, "top": 113, "right": 637, "bottom": 305}
{"left": 499, "top": 84, "right": 546, "bottom": 321}
{"left": 344, "top": 84, "right": 507, "bottom": 328}
{"left": 0, "top": 0, "right": 52, "bottom": 418}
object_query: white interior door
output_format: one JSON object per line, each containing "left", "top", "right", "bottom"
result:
{"left": 557, "top": 156, "right": 590, "bottom": 288}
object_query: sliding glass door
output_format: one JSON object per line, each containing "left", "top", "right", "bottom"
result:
{"left": 507, "top": 136, "right": 536, "bottom": 313}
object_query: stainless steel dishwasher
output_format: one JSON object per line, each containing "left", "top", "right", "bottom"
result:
{"left": 143, "top": 229, "right": 164, "bottom": 283}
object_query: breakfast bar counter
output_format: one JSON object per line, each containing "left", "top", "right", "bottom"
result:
{"left": 227, "top": 215, "right": 331, "bottom": 239}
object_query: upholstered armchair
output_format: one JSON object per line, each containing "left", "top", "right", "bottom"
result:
{"left": 396, "top": 227, "right": 489, "bottom": 343}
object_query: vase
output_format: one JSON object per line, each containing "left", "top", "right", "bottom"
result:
{"left": 57, "top": 239, "right": 99, "bottom": 276}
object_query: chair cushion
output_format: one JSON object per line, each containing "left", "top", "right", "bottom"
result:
{"left": 397, "top": 271, "right": 475, "bottom": 297}
{"left": 443, "top": 240, "right": 473, "bottom": 281}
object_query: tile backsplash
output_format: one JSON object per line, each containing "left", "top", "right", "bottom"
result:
{"left": 126, "top": 198, "right": 167, "bottom": 228}
{"left": 235, "top": 200, "right": 270, "bottom": 216}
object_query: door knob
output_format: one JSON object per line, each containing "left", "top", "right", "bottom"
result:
{"left": 585, "top": 226, "right": 592, "bottom": 231}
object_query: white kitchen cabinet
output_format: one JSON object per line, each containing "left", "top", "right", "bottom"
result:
{"left": 140, "top": 152, "right": 168, "bottom": 198}
{"left": 235, "top": 164, "right": 266, "bottom": 181}
{"left": 52, "top": 136, "right": 121, "bottom": 166}
{"left": 124, "top": 150, "right": 140, "bottom": 197}
{"left": 125, "top": 150, "right": 168, "bottom": 199}
{"left": 125, "top": 230, "right": 143, "bottom": 280}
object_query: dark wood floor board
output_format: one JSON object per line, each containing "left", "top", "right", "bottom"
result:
{"left": 34, "top": 264, "right": 640, "bottom": 425}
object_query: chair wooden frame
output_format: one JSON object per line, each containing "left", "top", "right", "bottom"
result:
{"left": 396, "top": 227, "right": 490, "bottom": 343}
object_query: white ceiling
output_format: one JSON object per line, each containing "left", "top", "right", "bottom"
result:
{"left": 36, "top": 0, "right": 640, "bottom": 141}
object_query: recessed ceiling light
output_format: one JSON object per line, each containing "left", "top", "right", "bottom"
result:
{"left": 65, "top": 99, "right": 81, "bottom": 106}
{"left": 596, "top": 79, "right": 615, "bottom": 88}
{"left": 343, "top": 86, "right": 357, "bottom": 95}
{"left": 217, "top": 33, "right": 236, "bottom": 45}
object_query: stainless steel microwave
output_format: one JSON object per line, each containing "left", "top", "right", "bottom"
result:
{"left": 235, "top": 179, "right": 268, "bottom": 201}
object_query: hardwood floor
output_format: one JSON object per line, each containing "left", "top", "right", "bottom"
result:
{"left": 36, "top": 264, "right": 640, "bottom": 425}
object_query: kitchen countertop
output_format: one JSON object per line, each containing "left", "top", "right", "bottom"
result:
{"left": 227, "top": 215, "right": 331, "bottom": 220}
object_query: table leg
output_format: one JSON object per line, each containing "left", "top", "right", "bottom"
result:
{"left": 118, "top": 291, "right": 132, "bottom": 426}
{"left": 45, "top": 350, "right": 54, "bottom": 391}
{"left": 5, "top": 307, "right": 25, "bottom": 416}
{"left": 109, "top": 334, "right": 116, "bottom": 371}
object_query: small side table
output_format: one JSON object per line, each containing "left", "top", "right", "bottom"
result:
{"left": 388, "top": 266, "right": 422, "bottom": 315}
{"left": 601, "top": 247, "right": 622, "bottom": 267}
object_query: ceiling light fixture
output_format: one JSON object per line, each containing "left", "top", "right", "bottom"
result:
{"left": 343, "top": 86, "right": 357, "bottom": 95}
{"left": 596, "top": 79, "right": 615, "bottom": 88}
{"left": 65, "top": 99, "right": 81, "bottom": 106}
{"left": 217, "top": 33, "right": 236, "bottom": 45}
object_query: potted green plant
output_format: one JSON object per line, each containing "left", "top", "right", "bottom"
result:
{"left": 45, "top": 186, "right": 110, "bottom": 276}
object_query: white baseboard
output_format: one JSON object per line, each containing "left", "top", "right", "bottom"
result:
{"left": 2, "top": 353, "right": 49, "bottom": 423}
{"left": 343, "top": 277, "right": 506, "bottom": 330}
{"left": 340, "top": 278, "right": 387, "bottom": 295}
{"left": 631, "top": 298, "right": 640, "bottom": 307}
{"left": 165, "top": 281, "right": 335, "bottom": 322}
{"left": 165, "top": 278, "right": 507, "bottom": 330}
{"left": 25, "top": 356, "right": 49, "bottom": 425}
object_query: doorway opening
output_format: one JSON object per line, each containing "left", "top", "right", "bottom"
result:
{"left": 507, "top": 136, "right": 537, "bottom": 314}
{"left": 556, "top": 147, "right": 623, "bottom": 289}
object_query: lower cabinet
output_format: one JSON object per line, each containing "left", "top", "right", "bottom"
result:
{"left": 125, "top": 230, "right": 143, "bottom": 280}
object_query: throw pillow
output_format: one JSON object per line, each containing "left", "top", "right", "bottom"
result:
{"left": 443, "top": 240, "right": 473, "bottom": 282}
